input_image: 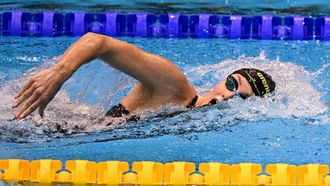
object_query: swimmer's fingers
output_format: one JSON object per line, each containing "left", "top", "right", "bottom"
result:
{"left": 14, "top": 89, "right": 41, "bottom": 119}
{"left": 18, "top": 99, "right": 43, "bottom": 119}
{"left": 38, "top": 103, "right": 48, "bottom": 118}
{"left": 12, "top": 86, "right": 34, "bottom": 108}
{"left": 15, "top": 79, "right": 33, "bottom": 99}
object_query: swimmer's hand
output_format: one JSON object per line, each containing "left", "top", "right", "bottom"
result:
{"left": 12, "top": 65, "right": 70, "bottom": 119}
{"left": 11, "top": 32, "right": 194, "bottom": 119}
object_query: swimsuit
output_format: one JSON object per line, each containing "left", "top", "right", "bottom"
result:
{"left": 106, "top": 103, "right": 130, "bottom": 117}
{"left": 106, "top": 95, "right": 198, "bottom": 119}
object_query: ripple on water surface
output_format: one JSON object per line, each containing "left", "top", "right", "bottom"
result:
{"left": 0, "top": 38, "right": 329, "bottom": 163}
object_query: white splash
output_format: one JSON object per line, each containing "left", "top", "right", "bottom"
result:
{"left": 0, "top": 52, "right": 328, "bottom": 142}
{"left": 186, "top": 51, "right": 328, "bottom": 119}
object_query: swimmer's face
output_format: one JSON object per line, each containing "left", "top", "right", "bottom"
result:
{"left": 197, "top": 74, "right": 254, "bottom": 106}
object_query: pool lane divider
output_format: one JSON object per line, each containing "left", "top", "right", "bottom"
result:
{"left": 1, "top": 11, "right": 330, "bottom": 40}
{"left": 0, "top": 159, "right": 329, "bottom": 185}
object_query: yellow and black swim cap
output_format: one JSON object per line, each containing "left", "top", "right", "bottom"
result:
{"left": 232, "top": 68, "right": 276, "bottom": 97}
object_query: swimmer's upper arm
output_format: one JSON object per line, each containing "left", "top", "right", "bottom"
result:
{"left": 57, "top": 32, "right": 193, "bottom": 97}
{"left": 13, "top": 32, "right": 194, "bottom": 119}
{"left": 98, "top": 33, "right": 191, "bottom": 93}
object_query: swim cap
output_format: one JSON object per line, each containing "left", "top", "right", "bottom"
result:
{"left": 232, "top": 68, "right": 276, "bottom": 97}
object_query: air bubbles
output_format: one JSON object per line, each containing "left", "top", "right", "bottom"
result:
{"left": 186, "top": 53, "right": 328, "bottom": 120}
{"left": 0, "top": 53, "right": 329, "bottom": 143}
{"left": 259, "top": 50, "right": 267, "bottom": 60}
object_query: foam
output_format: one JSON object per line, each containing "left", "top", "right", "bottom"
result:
{"left": 0, "top": 52, "right": 328, "bottom": 143}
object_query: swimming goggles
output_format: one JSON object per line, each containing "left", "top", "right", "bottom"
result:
{"left": 225, "top": 75, "right": 247, "bottom": 99}
{"left": 207, "top": 75, "right": 247, "bottom": 106}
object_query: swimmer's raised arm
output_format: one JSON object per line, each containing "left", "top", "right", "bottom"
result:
{"left": 13, "top": 32, "right": 194, "bottom": 119}
{"left": 60, "top": 33, "right": 189, "bottom": 87}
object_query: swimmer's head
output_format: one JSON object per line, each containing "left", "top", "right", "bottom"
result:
{"left": 231, "top": 68, "right": 276, "bottom": 97}
{"left": 196, "top": 68, "right": 276, "bottom": 106}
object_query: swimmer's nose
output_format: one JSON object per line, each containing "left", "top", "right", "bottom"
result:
{"left": 220, "top": 92, "right": 235, "bottom": 101}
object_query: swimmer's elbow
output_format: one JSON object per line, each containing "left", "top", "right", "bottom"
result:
{"left": 80, "top": 32, "right": 108, "bottom": 56}
{"left": 82, "top": 32, "right": 106, "bottom": 44}
{"left": 83, "top": 32, "right": 134, "bottom": 58}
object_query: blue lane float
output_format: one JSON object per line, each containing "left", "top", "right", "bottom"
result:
{"left": 35, "top": 12, "right": 63, "bottom": 37}
{"left": 2, "top": 11, "right": 63, "bottom": 37}
{"left": 189, "top": 14, "right": 219, "bottom": 38}
{"left": 65, "top": 12, "right": 94, "bottom": 36}
{"left": 284, "top": 16, "right": 314, "bottom": 40}
{"left": 1, "top": 11, "right": 330, "bottom": 40}
{"left": 252, "top": 15, "right": 282, "bottom": 40}
{"left": 127, "top": 13, "right": 157, "bottom": 37}
{"left": 96, "top": 13, "right": 126, "bottom": 36}
{"left": 222, "top": 16, "right": 251, "bottom": 39}
{"left": 2, "top": 11, "right": 32, "bottom": 36}
{"left": 159, "top": 14, "right": 189, "bottom": 38}
{"left": 64, "top": 12, "right": 127, "bottom": 37}
{"left": 315, "top": 16, "right": 330, "bottom": 40}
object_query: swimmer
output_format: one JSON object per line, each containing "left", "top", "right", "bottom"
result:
{"left": 12, "top": 32, "right": 276, "bottom": 120}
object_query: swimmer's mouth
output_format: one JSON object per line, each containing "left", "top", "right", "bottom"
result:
{"left": 208, "top": 99, "right": 219, "bottom": 106}
{"left": 198, "top": 99, "right": 218, "bottom": 108}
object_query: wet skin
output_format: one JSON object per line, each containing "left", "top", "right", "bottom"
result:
{"left": 195, "top": 74, "right": 253, "bottom": 107}
{"left": 12, "top": 32, "right": 253, "bottom": 119}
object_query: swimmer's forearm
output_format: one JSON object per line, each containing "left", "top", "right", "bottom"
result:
{"left": 54, "top": 32, "right": 192, "bottom": 94}
{"left": 55, "top": 32, "right": 107, "bottom": 79}
{"left": 54, "top": 32, "right": 153, "bottom": 84}
{"left": 13, "top": 33, "right": 104, "bottom": 119}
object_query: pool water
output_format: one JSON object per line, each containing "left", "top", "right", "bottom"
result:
{"left": 0, "top": 36, "right": 329, "bottom": 165}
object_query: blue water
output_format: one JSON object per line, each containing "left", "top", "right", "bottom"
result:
{"left": 0, "top": 36, "right": 329, "bottom": 166}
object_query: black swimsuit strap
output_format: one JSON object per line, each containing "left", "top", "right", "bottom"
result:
{"left": 106, "top": 103, "right": 130, "bottom": 117}
{"left": 106, "top": 95, "right": 198, "bottom": 121}
{"left": 106, "top": 104, "right": 140, "bottom": 121}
